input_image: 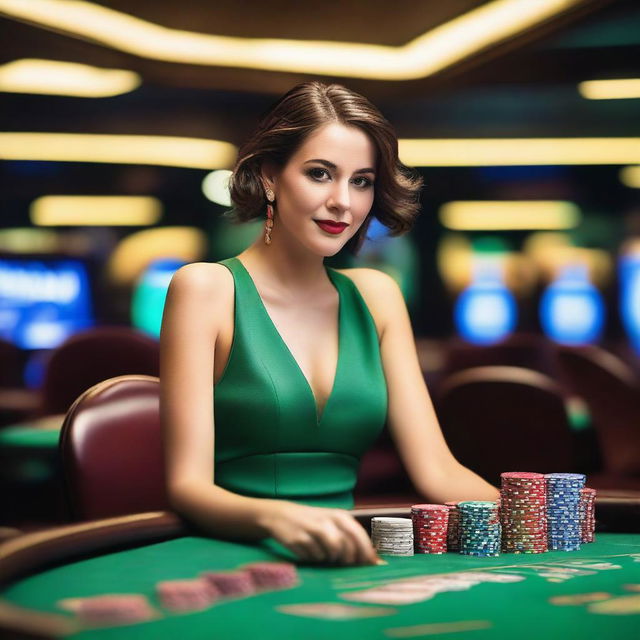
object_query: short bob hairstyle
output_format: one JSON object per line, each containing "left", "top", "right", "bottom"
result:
{"left": 227, "top": 81, "right": 423, "bottom": 255}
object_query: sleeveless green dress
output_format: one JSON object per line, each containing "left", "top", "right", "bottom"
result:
{"left": 213, "top": 257, "right": 388, "bottom": 510}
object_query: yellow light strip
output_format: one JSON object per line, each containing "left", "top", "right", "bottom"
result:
{"left": 578, "top": 78, "right": 640, "bottom": 100}
{"left": 620, "top": 165, "right": 640, "bottom": 188}
{"left": 399, "top": 138, "right": 640, "bottom": 166}
{"left": 31, "top": 195, "right": 162, "bottom": 226}
{"left": 0, "top": 133, "right": 237, "bottom": 170}
{"left": 440, "top": 200, "right": 581, "bottom": 230}
{"left": 0, "top": 0, "right": 583, "bottom": 80}
{"left": 0, "top": 58, "right": 140, "bottom": 97}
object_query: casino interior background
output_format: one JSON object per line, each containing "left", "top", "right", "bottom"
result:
{"left": 0, "top": 0, "right": 639, "bottom": 529}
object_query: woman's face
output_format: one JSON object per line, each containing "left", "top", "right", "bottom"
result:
{"left": 265, "top": 122, "right": 376, "bottom": 256}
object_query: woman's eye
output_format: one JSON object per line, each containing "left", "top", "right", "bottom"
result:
{"left": 352, "top": 176, "right": 374, "bottom": 188}
{"left": 307, "top": 168, "right": 330, "bottom": 181}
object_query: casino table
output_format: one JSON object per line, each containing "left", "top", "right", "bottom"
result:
{"left": 1, "top": 499, "right": 639, "bottom": 640}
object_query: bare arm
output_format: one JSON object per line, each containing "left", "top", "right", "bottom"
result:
{"left": 159, "top": 263, "right": 378, "bottom": 564}
{"left": 356, "top": 269, "right": 499, "bottom": 503}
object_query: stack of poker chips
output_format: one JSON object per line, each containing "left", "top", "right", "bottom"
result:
{"left": 156, "top": 578, "right": 219, "bottom": 612}
{"left": 202, "top": 570, "right": 256, "bottom": 597}
{"left": 244, "top": 562, "right": 299, "bottom": 590}
{"left": 546, "top": 473, "right": 586, "bottom": 551}
{"left": 579, "top": 487, "right": 597, "bottom": 543}
{"left": 76, "top": 594, "right": 156, "bottom": 625}
{"left": 370, "top": 517, "right": 414, "bottom": 556}
{"left": 500, "top": 472, "right": 548, "bottom": 554}
{"left": 458, "top": 501, "right": 501, "bottom": 557}
{"left": 410, "top": 504, "right": 449, "bottom": 554}
{"left": 445, "top": 501, "right": 461, "bottom": 552}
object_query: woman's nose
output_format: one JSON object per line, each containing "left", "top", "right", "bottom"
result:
{"left": 327, "top": 179, "right": 350, "bottom": 211}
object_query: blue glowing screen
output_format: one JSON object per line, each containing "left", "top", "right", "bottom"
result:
{"left": 0, "top": 258, "right": 94, "bottom": 349}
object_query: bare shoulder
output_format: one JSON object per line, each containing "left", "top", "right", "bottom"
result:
{"left": 168, "top": 261, "right": 233, "bottom": 297}
{"left": 333, "top": 267, "right": 404, "bottom": 339}
{"left": 164, "top": 262, "right": 235, "bottom": 334}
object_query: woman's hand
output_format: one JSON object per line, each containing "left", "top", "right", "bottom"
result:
{"left": 259, "top": 501, "right": 380, "bottom": 566}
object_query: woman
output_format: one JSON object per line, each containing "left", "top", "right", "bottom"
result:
{"left": 160, "top": 81, "right": 499, "bottom": 567}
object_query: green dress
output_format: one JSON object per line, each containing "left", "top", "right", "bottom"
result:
{"left": 213, "top": 257, "right": 388, "bottom": 509}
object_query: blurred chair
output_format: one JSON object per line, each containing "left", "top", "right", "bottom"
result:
{"left": 0, "top": 338, "right": 37, "bottom": 427}
{"left": 0, "top": 337, "right": 23, "bottom": 388}
{"left": 554, "top": 345, "right": 640, "bottom": 485}
{"left": 441, "top": 333, "right": 559, "bottom": 379}
{"left": 60, "top": 374, "right": 170, "bottom": 520}
{"left": 434, "top": 366, "right": 576, "bottom": 486}
{"left": 39, "top": 326, "right": 160, "bottom": 416}
{"left": 354, "top": 427, "right": 418, "bottom": 506}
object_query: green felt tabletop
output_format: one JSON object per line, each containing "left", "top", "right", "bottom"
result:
{"left": 0, "top": 424, "right": 61, "bottom": 449}
{"left": 3, "top": 533, "right": 640, "bottom": 640}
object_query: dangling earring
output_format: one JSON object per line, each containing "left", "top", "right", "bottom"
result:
{"left": 264, "top": 188, "right": 275, "bottom": 245}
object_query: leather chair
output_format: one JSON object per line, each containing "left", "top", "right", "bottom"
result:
{"left": 434, "top": 366, "right": 577, "bottom": 486}
{"left": 0, "top": 337, "right": 23, "bottom": 388}
{"left": 554, "top": 345, "right": 640, "bottom": 487}
{"left": 59, "top": 375, "right": 170, "bottom": 520}
{"left": 40, "top": 326, "right": 160, "bottom": 417}
{"left": 441, "top": 333, "right": 559, "bottom": 379}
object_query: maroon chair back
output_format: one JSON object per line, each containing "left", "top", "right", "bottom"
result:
{"left": 40, "top": 326, "right": 159, "bottom": 416}
{"left": 554, "top": 345, "right": 640, "bottom": 477}
{"left": 442, "top": 333, "right": 559, "bottom": 379}
{"left": 0, "top": 337, "right": 24, "bottom": 387}
{"left": 60, "top": 375, "right": 170, "bottom": 520}
{"left": 435, "top": 366, "right": 576, "bottom": 485}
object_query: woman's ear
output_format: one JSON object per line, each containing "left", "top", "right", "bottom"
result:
{"left": 259, "top": 162, "right": 278, "bottom": 194}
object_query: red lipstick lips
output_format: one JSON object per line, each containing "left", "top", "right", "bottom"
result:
{"left": 314, "top": 220, "right": 349, "bottom": 235}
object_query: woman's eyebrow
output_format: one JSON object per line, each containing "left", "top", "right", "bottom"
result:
{"left": 303, "top": 158, "right": 375, "bottom": 174}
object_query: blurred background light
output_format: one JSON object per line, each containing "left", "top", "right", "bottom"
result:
{"left": 399, "top": 138, "right": 640, "bottom": 166}
{"left": 454, "top": 254, "right": 518, "bottom": 345}
{"left": 131, "top": 258, "right": 186, "bottom": 338}
{"left": 0, "top": 133, "right": 237, "bottom": 170}
{"left": 202, "top": 170, "right": 233, "bottom": 206}
{"left": 0, "top": 257, "right": 94, "bottom": 350}
{"left": 0, "top": 0, "right": 587, "bottom": 80}
{"left": 0, "top": 58, "right": 140, "bottom": 97}
{"left": 540, "top": 263, "right": 606, "bottom": 345}
{"left": 578, "top": 78, "right": 640, "bottom": 100}
{"left": 106, "top": 226, "right": 207, "bottom": 287}
{"left": 30, "top": 195, "right": 162, "bottom": 226}
{"left": 620, "top": 166, "right": 640, "bottom": 188}
{"left": 619, "top": 248, "right": 640, "bottom": 355}
{"left": 440, "top": 201, "right": 581, "bottom": 230}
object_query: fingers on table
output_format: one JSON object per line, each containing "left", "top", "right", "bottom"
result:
{"left": 334, "top": 511, "right": 379, "bottom": 566}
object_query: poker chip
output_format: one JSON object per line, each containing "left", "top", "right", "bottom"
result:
{"left": 580, "top": 487, "right": 597, "bottom": 543}
{"left": 156, "top": 578, "right": 219, "bottom": 612}
{"left": 445, "top": 502, "right": 461, "bottom": 552}
{"left": 458, "top": 501, "right": 501, "bottom": 557}
{"left": 500, "top": 472, "right": 548, "bottom": 554}
{"left": 202, "top": 570, "right": 256, "bottom": 597}
{"left": 410, "top": 505, "right": 449, "bottom": 554}
{"left": 76, "top": 594, "right": 155, "bottom": 625}
{"left": 370, "top": 517, "right": 414, "bottom": 556}
{"left": 546, "top": 473, "right": 585, "bottom": 551}
{"left": 244, "top": 562, "right": 299, "bottom": 590}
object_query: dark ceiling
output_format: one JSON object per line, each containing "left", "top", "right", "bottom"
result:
{"left": 0, "top": 0, "right": 639, "bottom": 219}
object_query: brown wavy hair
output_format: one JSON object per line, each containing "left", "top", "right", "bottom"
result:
{"left": 227, "top": 81, "right": 423, "bottom": 255}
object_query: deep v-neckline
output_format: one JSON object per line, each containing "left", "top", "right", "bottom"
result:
{"left": 233, "top": 257, "right": 342, "bottom": 426}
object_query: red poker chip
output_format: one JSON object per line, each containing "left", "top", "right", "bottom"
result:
{"left": 244, "top": 562, "right": 299, "bottom": 589}
{"left": 411, "top": 504, "right": 449, "bottom": 511}
{"left": 77, "top": 595, "right": 155, "bottom": 624}
{"left": 157, "top": 579, "right": 218, "bottom": 612}
{"left": 501, "top": 472, "right": 546, "bottom": 479}
{"left": 202, "top": 570, "right": 255, "bottom": 596}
